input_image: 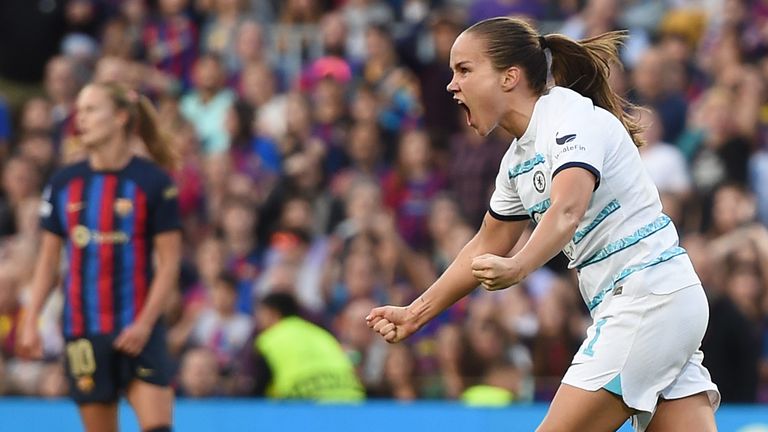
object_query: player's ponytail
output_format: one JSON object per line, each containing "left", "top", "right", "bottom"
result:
{"left": 97, "top": 82, "right": 179, "bottom": 171}
{"left": 543, "top": 32, "right": 645, "bottom": 147}
{"left": 466, "top": 17, "right": 645, "bottom": 147}
{"left": 133, "top": 94, "right": 178, "bottom": 171}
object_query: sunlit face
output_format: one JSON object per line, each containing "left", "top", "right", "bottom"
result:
{"left": 398, "top": 131, "right": 430, "bottom": 171}
{"left": 75, "top": 85, "right": 126, "bottom": 149}
{"left": 159, "top": 0, "right": 187, "bottom": 15}
{"left": 446, "top": 32, "right": 505, "bottom": 136}
{"left": 222, "top": 205, "right": 255, "bottom": 238}
{"left": 212, "top": 280, "right": 236, "bottom": 314}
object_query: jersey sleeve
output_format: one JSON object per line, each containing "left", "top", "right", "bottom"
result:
{"left": 150, "top": 173, "right": 182, "bottom": 235}
{"left": 549, "top": 110, "right": 608, "bottom": 190}
{"left": 489, "top": 147, "right": 530, "bottom": 221}
{"left": 39, "top": 183, "right": 65, "bottom": 237}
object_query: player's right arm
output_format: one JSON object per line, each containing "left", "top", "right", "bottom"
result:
{"left": 17, "top": 232, "right": 63, "bottom": 359}
{"left": 367, "top": 213, "right": 528, "bottom": 343}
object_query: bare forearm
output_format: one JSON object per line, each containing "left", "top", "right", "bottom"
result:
{"left": 408, "top": 217, "right": 523, "bottom": 327}
{"left": 136, "top": 264, "right": 178, "bottom": 327}
{"left": 406, "top": 239, "right": 482, "bottom": 327}
{"left": 512, "top": 204, "right": 580, "bottom": 275}
{"left": 509, "top": 168, "right": 593, "bottom": 275}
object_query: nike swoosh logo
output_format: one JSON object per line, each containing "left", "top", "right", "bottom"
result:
{"left": 67, "top": 202, "right": 85, "bottom": 212}
{"left": 555, "top": 133, "right": 577, "bottom": 145}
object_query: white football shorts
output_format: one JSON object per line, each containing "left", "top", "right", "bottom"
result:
{"left": 562, "top": 279, "right": 720, "bottom": 431}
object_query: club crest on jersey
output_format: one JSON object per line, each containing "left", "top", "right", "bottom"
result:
{"left": 114, "top": 198, "right": 133, "bottom": 216}
{"left": 533, "top": 170, "right": 546, "bottom": 193}
{"left": 77, "top": 375, "right": 95, "bottom": 393}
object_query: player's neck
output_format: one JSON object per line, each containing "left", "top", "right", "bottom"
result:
{"left": 499, "top": 93, "right": 539, "bottom": 139}
{"left": 89, "top": 134, "right": 133, "bottom": 171}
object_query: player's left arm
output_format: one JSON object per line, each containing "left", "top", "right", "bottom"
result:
{"left": 140, "top": 231, "right": 181, "bottom": 329}
{"left": 115, "top": 175, "right": 182, "bottom": 356}
{"left": 115, "top": 230, "right": 181, "bottom": 356}
{"left": 471, "top": 168, "right": 594, "bottom": 290}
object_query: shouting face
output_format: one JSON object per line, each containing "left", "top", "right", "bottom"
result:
{"left": 446, "top": 32, "right": 508, "bottom": 136}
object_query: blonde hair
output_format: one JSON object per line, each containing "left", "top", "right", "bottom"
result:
{"left": 93, "top": 82, "right": 179, "bottom": 170}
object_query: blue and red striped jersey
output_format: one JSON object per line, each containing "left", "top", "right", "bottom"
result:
{"left": 40, "top": 156, "right": 181, "bottom": 338}
{"left": 142, "top": 15, "right": 198, "bottom": 89}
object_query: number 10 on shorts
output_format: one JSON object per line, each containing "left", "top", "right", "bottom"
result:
{"left": 66, "top": 339, "right": 97, "bottom": 376}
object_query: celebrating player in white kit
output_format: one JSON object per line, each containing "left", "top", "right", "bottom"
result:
{"left": 366, "top": 17, "right": 719, "bottom": 432}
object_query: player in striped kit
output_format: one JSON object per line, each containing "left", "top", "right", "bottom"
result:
{"left": 367, "top": 17, "right": 719, "bottom": 432}
{"left": 18, "top": 82, "right": 181, "bottom": 432}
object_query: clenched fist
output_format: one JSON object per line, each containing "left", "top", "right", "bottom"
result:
{"left": 366, "top": 306, "right": 420, "bottom": 344}
{"left": 470, "top": 253, "right": 525, "bottom": 291}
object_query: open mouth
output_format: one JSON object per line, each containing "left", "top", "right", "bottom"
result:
{"left": 457, "top": 100, "right": 472, "bottom": 127}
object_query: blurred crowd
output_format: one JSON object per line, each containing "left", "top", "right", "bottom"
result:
{"left": 0, "top": 0, "right": 767, "bottom": 405}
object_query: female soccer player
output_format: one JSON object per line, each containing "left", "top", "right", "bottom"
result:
{"left": 18, "top": 82, "right": 181, "bottom": 432}
{"left": 367, "top": 17, "right": 719, "bottom": 432}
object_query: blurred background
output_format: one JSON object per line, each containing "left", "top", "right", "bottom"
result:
{"left": 0, "top": 0, "right": 766, "bottom": 426}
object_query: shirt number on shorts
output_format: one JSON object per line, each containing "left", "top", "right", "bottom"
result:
{"left": 583, "top": 318, "right": 608, "bottom": 357}
{"left": 66, "top": 339, "right": 97, "bottom": 376}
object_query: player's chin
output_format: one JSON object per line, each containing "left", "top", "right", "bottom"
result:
{"left": 472, "top": 122, "right": 494, "bottom": 137}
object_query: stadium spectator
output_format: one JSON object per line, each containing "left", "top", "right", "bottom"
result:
{"left": 333, "top": 297, "right": 388, "bottom": 394}
{"left": 416, "top": 11, "right": 464, "bottom": 152}
{"left": 17, "top": 131, "right": 57, "bottom": 180}
{"left": 381, "top": 129, "right": 446, "bottom": 250}
{"left": 200, "top": 0, "right": 252, "bottom": 78}
{"left": 636, "top": 108, "right": 692, "bottom": 199}
{"left": 143, "top": 0, "right": 199, "bottom": 89}
{"left": 177, "top": 347, "right": 220, "bottom": 397}
{"left": 0, "top": 156, "right": 41, "bottom": 238}
{"left": 250, "top": 292, "right": 364, "bottom": 400}
{"left": 187, "top": 272, "right": 251, "bottom": 371}
{"left": 330, "top": 121, "right": 385, "bottom": 198}
{"left": 43, "top": 56, "right": 80, "bottom": 148}
{"left": 446, "top": 124, "right": 508, "bottom": 228}
{"left": 630, "top": 47, "right": 689, "bottom": 144}
{"left": 255, "top": 229, "right": 328, "bottom": 314}
{"left": 379, "top": 344, "right": 420, "bottom": 400}
{"left": 181, "top": 54, "right": 236, "bottom": 155}
{"left": 19, "top": 97, "right": 54, "bottom": 136}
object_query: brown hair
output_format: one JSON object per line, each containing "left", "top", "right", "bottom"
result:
{"left": 94, "top": 82, "right": 178, "bottom": 170}
{"left": 466, "top": 17, "right": 645, "bottom": 147}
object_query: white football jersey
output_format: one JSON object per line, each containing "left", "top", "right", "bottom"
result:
{"left": 490, "top": 87, "right": 700, "bottom": 312}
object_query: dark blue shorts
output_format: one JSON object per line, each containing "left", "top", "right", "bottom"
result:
{"left": 63, "top": 323, "right": 172, "bottom": 404}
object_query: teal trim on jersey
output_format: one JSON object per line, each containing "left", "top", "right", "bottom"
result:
{"left": 586, "top": 246, "right": 687, "bottom": 312}
{"left": 572, "top": 199, "right": 621, "bottom": 245}
{"left": 576, "top": 215, "right": 672, "bottom": 270}
{"left": 604, "top": 374, "right": 622, "bottom": 396}
{"left": 509, "top": 153, "right": 545, "bottom": 179}
{"left": 583, "top": 318, "right": 608, "bottom": 357}
{"left": 527, "top": 198, "right": 551, "bottom": 217}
